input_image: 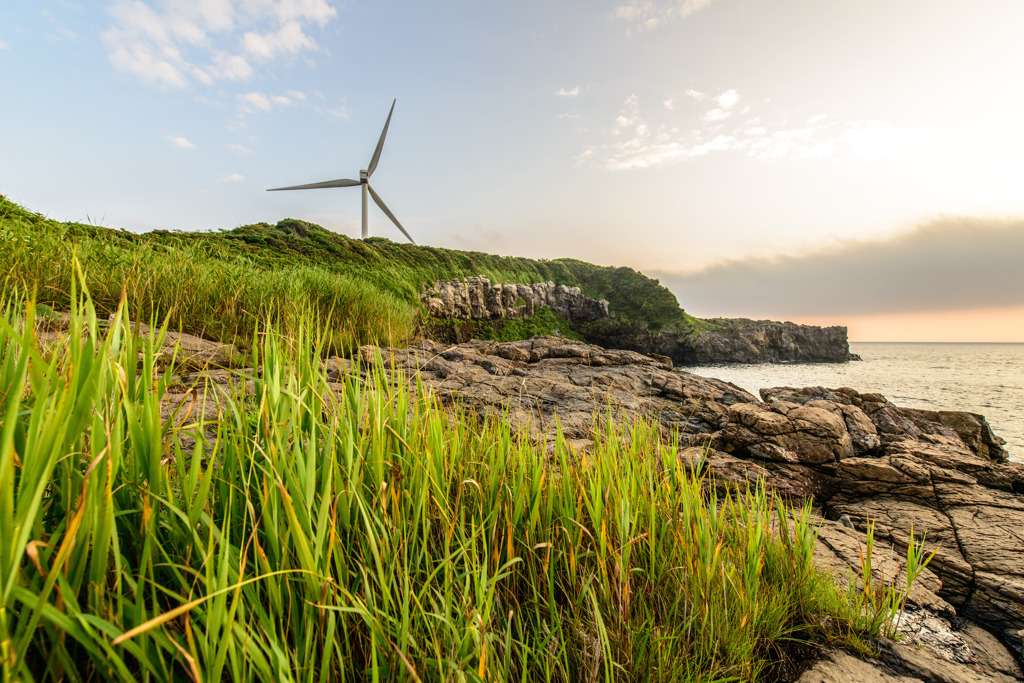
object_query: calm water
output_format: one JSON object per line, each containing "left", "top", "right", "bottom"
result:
{"left": 684, "top": 343, "right": 1024, "bottom": 462}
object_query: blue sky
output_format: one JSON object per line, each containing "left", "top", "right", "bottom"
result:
{"left": 3, "top": 0, "right": 1024, "bottom": 339}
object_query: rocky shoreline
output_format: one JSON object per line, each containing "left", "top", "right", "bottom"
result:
{"left": 146, "top": 329, "right": 1023, "bottom": 681}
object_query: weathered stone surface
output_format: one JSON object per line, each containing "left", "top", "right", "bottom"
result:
{"left": 580, "top": 315, "right": 857, "bottom": 365}
{"left": 679, "top": 317, "right": 856, "bottom": 364}
{"left": 812, "top": 518, "right": 950, "bottom": 615}
{"left": 798, "top": 640, "right": 1021, "bottom": 683}
{"left": 961, "top": 623, "right": 1024, "bottom": 681}
{"left": 420, "top": 277, "right": 610, "bottom": 323}
{"left": 796, "top": 650, "right": 920, "bottom": 683}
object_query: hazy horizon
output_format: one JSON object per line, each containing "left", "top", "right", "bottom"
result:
{"left": 3, "top": 0, "right": 1023, "bottom": 342}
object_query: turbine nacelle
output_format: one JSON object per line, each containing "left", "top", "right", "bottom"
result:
{"left": 266, "top": 99, "right": 415, "bottom": 245}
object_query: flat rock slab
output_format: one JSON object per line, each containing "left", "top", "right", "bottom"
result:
{"left": 797, "top": 643, "right": 1020, "bottom": 683}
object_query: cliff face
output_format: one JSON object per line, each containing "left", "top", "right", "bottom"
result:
{"left": 574, "top": 316, "right": 854, "bottom": 366}
{"left": 678, "top": 318, "right": 854, "bottom": 365}
{"left": 420, "top": 277, "right": 610, "bottom": 323}
{"left": 420, "top": 279, "right": 854, "bottom": 365}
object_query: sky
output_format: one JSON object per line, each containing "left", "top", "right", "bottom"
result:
{"left": 2, "top": 0, "right": 1024, "bottom": 341}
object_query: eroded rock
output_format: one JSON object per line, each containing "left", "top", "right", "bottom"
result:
{"left": 420, "top": 277, "right": 610, "bottom": 323}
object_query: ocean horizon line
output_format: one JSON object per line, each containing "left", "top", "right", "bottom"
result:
{"left": 850, "top": 340, "right": 1024, "bottom": 345}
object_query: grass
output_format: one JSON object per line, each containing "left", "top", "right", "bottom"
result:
{"left": 0, "top": 195, "right": 703, "bottom": 356}
{"left": 0, "top": 282, "right": 930, "bottom": 682}
{"left": 421, "top": 306, "right": 586, "bottom": 344}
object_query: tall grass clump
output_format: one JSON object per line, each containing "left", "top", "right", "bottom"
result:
{"left": 0, "top": 199, "right": 412, "bottom": 353}
{"left": 1, "top": 286, "right": 913, "bottom": 682}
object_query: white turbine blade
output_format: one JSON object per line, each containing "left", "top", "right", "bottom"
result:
{"left": 367, "top": 184, "right": 415, "bottom": 245}
{"left": 366, "top": 99, "right": 396, "bottom": 178}
{"left": 267, "top": 178, "right": 361, "bottom": 191}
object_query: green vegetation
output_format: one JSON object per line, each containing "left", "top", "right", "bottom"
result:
{"left": 0, "top": 195, "right": 698, "bottom": 354}
{"left": 423, "top": 306, "right": 586, "bottom": 344}
{"left": 0, "top": 286, "right": 929, "bottom": 682}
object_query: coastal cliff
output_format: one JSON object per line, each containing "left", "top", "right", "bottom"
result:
{"left": 419, "top": 277, "right": 856, "bottom": 365}
{"left": 578, "top": 315, "right": 855, "bottom": 365}
{"left": 678, "top": 317, "right": 855, "bottom": 364}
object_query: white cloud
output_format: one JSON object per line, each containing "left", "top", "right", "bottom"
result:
{"left": 227, "top": 143, "right": 253, "bottom": 154}
{"left": 715, "top": 89, "right": 738, "bottom": 109}
{"left": 558, "top": 113, "right": 581, "bottom": 119}
{"left": 210, "top": 51, "right": 252, "bottom": 80}
{"left": 0, "top": 39, "right": 8, "bottom": 50}
{"left": 317, "top": 103, "right": 348, "bottom": 119}
{"left": 663, "top": 97, "right": 674, "bottom": 110}
{"left": 239, "top": 91, "right": 271, "bottom": 111}
{"left": 102, "top": 0, "right": 337, "bottom": 89}
{"left": 242, "top": 21, "right": 316, "bottom": 60}
{"left": 235, "top": 88, "right": 307, "bottom": 116}
{"left": 578, "top": 93, "right": 902, "bottom": 170}
{"left": 237, "top": 91, "right": 299, "bottom": 113}
{"left": 555, "top": 85, "right": 580, "bottom": 97}
{"left": 167, "top": 135, "right": 196, "bottom": 149}
{"left": 684, "top": 88, "right": 705, "bottom": 101}
{"left": 615, "top": 0, "right": 721, "bottom": 33}
{"left": 219, "top": 172, "right": 245, "bottom": 182}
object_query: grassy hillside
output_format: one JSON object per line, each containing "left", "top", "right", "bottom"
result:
{"left": 0, "top": 195, "right": 696, "bottom": 352}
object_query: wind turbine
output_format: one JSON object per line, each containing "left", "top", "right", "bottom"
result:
{"left": 267, "top": 99, "right": 415, "bottom": 244}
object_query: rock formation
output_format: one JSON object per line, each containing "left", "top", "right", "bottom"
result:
{"left": 681, "top": 317, "right": 856, "bottom": 364}
{"left": 420, "top": 277, "right": 610, "bottom": 323}
{"left": 581, "top": 316, "right": 857, "bottom": 365}
{"left": 419, "top": 279, "right": 857, "bottom": 365}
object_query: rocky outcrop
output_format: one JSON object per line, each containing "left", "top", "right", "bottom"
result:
{"left": 420, "top": 278, "right": 610, "bottom": 323}
{"left": 303, "top": 336, "right": 1023, "bottom": 657}
{"left": 681, "top": 317, "right": 856, "bottom": 364}
{"left": 567, "top": 315, "right": 856, "bottom": 365}
{"left": 418, "top": 280, "right": 856, "bottom": 365}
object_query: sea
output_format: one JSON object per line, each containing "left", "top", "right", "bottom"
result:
{"left": 684, "top": 342, "right": 1024, "bottom": 463}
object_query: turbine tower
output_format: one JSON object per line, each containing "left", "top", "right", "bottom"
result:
{"left": 267, "top": 99, "right": 415, "bottom": 244}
